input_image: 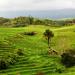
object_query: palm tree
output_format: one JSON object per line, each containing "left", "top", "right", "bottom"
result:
{"left": 44, "top": 29, "right": 54, "bottom": 48}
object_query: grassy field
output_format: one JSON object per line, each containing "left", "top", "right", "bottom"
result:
{"left": 0, "top": 25, "right": 75, "bottom": 75}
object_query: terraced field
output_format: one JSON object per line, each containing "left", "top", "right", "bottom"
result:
{"left": 0, "top": 25, "right": 75, "bottom": 75}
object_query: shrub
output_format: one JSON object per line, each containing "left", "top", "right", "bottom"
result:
{"left": 23, "top": 31, "right": 37, "bottom": 36}
{"left": 48, "top": 48, "right": 58, "bottom": 55}
{"left": 56, "top": 67, "right": 65, "bottom": 73}
{"left": 7, "top": 53, "right": 18, "bottom": 65}
{"left": 61, "top": 49, "right": 75, "bottom": 67}
{"left": 7, "top": 57, "right": 16, "bottom": 65}
{"left": 0, "top": 58, "right": 9, "bottom": 70}
{"left": 17, "top": 49, "right": 24, "bottom": 56}
{"left": 0, "top": 52, "right": 20, "bottom": 70}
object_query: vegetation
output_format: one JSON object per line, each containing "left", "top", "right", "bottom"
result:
{"left": 44, "top": 29, "right": 54, "bottom": 48}
{"left": 61, "top": 49, "right": 75, "bottom": 67}
{"left": 0, "top": 16, "right": 75, "bottom": 27}
{"left": 23, "top": 31, "right": 37, "bottom": 36}
{"left": 0, "top": 58, "right": 9, "bottom": 70}
{"left": 0, "top": 16, "right": 75, "bottom": 75}
{"left": 16, "top": 49, "right": 24, "bottom": 56}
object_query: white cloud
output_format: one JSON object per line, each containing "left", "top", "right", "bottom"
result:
{"left": 0, "top": 0, "right": 75, "bottom": 11}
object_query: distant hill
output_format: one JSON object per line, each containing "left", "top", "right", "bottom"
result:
{"left": 0, "top": 9, "right": 75, "bottom": 19}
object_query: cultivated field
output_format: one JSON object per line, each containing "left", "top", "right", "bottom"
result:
{"left": 0, "top": 25, "right": 75, "bottom": 75}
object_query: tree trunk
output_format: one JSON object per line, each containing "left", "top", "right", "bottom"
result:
{"left": 48, "top": 37, "right": 50, "bottom": 49}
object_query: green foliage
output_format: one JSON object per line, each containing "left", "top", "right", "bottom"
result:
{"left": 44, "top": 29, "right": 54, "bottom": 48}
{"left": 23, "top": 31, "right": 37, "bottom": 36}
{"left": 0, "top": 53, "right": 20, "bottom": 70}
{"left": 0, "top": 17, "right": 9, "bottom": 26}
{"left": 0, "top": 58, "right": 9, "bottom": 70}
{"left": 61, "top": 49, "right": 75, "bottom": 67}
{"left": 16, "top": 48, "right": 24, "bottom": 56}
{"left": 7, "top": 53, "right": 18, "bottom": 65}
{"left": 1, "top": 16, "right": 75, "bottom": 27}
{"left": 44, "top": 29, "right": 54, "bottom": 38}
{"left": 0, "top": 25, "right": 75, "bottom": 75}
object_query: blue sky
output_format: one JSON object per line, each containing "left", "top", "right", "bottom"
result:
{"left": 0, "top": 0, "right": 75, "bottom": 11}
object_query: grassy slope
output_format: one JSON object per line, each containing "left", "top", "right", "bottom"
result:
{"left": 0, "top": 25, "right": 75, "bottom": 75}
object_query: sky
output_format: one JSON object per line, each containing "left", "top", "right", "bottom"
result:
{"left": 0, "top": 0, "right": 75, "bottom": 18}
{"left": 0, "top": 0, "right": 75, "bottom": 11}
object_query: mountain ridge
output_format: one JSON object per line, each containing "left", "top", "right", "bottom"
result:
{"left": 0, "top": 9, "right": 75, "bottom": 19}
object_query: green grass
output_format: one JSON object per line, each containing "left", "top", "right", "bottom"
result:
{"left": 0, "top": 25, "right": 75, "bottom": 75}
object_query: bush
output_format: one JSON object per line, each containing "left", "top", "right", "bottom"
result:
{"left": 0, "top": 58, "right": 9, "bottom": 70}
{"left": 7, "top": 53, "right": 18, "bottom": 65}
{"left": 0, "top": 52, "right": 20, "bottom": 70}
{"left": 17, "top": 49, "right": 24, "bottom": 56}
{"left": 23, "top": 31, "right": 37, "bottom": 36}
{"left": 56, "top": 67, "right": 65, "bottom": 73}
{"left": 61, "top": 49, "right": 75, "bottom": 67}
{"left": 7, "top": 57, "right": 16, "bottom": 65}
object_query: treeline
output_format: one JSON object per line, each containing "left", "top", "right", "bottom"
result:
{"left": 0, "top": 16, "right": 75, "bottom": 27}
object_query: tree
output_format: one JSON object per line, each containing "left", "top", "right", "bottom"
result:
{"left": 44, "top": 29, "right": 54, "bottom": 48}
{"left": 28, "top": 16, "right": 34, "bottom": 24}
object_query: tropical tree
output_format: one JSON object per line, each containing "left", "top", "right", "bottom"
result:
{"left": 44, "top": 29, "right": 54, "bottom": 48}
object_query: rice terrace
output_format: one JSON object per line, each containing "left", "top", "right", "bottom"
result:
{"left": 0, "top": 20, "right": 75, "bottom": 75}
{"left": 1, "top": 0, "right": 75, "bottom": 75}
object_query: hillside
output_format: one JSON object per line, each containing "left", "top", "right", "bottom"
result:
{"left": 0, "top": 25, "right": 75, "bottom": 75}
{"left": 0, "top": 16, "right": 75, "bottom": 27}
